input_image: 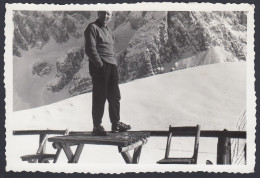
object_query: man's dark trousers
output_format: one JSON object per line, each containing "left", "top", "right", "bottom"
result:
{"left": 89, "top": 60, "right": 121, "bottom": 127}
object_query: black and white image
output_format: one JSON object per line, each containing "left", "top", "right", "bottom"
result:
{"left": 4, "top": 3, "right": 255, "bottom": 173}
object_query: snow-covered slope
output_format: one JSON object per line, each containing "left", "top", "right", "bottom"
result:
{"left": 7, "top": 62, "right": 246, "bottom": 166}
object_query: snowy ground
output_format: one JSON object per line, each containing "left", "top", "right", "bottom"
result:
{"left": 6, "top": 62, "right": 246, "bottom": 171}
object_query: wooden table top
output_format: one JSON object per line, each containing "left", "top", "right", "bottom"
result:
{"left": 48, "top": 131, "right": 150, "bottom": 147}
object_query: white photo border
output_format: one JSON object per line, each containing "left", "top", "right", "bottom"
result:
{"left": 4, "top": 2, "right": 256, "bottom": 173}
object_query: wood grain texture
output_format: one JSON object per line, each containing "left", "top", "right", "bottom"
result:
{"left": 49, "top": 132, "right": 150, "bottom": 147}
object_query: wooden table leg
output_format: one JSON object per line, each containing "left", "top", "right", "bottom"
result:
{"left": 132, "top": 145, "right": 143, "bottom": 164}
{"left": 121, "top": 151, "right": 133, "bottom": 164}
{"left": 61, "top": 143, "right": 74, "bottom": 163}
{"left": 60, "top": 143, "right": 84, "bottom": 163}
{"left": 38, "top": 133, "right": 48, "bottom": 163}
{"left": 72, "top": 144, "right": 84, "bottom": 163}
{"left": 119, "top": 139, "right": 147, "bottom": 164}
{"left": 120, "top": 145, "right": 143, "bottom": 164}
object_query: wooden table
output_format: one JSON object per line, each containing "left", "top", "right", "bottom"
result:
{"left": 48, "top": 131, "right": 150, "bottom": 164}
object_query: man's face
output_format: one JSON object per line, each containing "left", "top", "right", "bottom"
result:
{"left": 98, "top": 11, "right": 112, "bottom": 26}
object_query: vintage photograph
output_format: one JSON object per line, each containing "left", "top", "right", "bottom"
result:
{"left": 4, "top": 3, "right": 255, "bottom": 173}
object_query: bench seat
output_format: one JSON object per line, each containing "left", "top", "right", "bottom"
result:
{"left": 21, "top": 154, "right": 56, "bottom": 163}
{"left": 157, "top": 158, "right": 196, "bottom": 164}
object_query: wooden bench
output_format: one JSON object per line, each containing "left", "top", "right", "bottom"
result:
{"left": 157, "top": 125, "right": 201, "bottom": 164}
{"left": 13, "top": 129, "right": 69, "bottom": 163}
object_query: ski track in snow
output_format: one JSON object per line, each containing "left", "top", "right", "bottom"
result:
{"left": 7, "top": 62, "right": 246, "bottom": 166}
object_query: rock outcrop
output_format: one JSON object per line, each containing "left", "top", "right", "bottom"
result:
{"left": 32, "top": 59, "right": 52, "bottom": 77}
{"left": 69, "top": 74, "right": 93, "bottom": 96}
{"left": 13, "top": 11, "right": 93, "bottom": 56}
{"left": 166, "top": 11, "right": 247, "bottom": 62}
{"left": 117, "top": 11, "right": 168, "bottom": 82}
{"left": 47, "top": 47, "right": 84, "bottom": 92}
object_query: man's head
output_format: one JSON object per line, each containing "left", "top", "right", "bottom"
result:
{"left": 97, "top": 11, "right": 113, "bottom": 27}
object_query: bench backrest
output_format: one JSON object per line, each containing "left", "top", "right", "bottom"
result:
{"left": 165, "top": 125, "right": 201, "bottom": 162}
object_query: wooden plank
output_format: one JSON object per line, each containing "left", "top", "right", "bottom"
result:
{"left": 165, "top": 132, "right": 172, "bottom": 159}
{"left": 118, "top": 140, "right": 144, "bottom": 153}
{"left": 132, "top": 146, "right": 142, "bottom": 164}
{"left": 112, "top": 133, "right": 138, "bottom": 143}
{"left": 49, "top": 135, "right": 131, "bottom": 147}
{"left": 201, "top": 130, "right": 246, "bottom": 139}
{"left": 50, "top": 132, "right": 149, "bottom": 149}
{"left": 71, "top": 144, "right": 84, "bottom": 163}
{"left": 217, "top": 129, "right": 232, "bottom": 165}
{"left": 13, "top": 130, "right": 68, "bottom": 135}
{"left": 55, "top": 135, "right": 133, "bottom": 142}
{"left": 13, "top": 130, "right": 246, "bottom": 138}
{"left": 69, "top": 131, "right": 92, "bottom": 135}
{"left": 127, "top": 132, "right": 150, "bottom": 139}
{"left": 109, "top": 134, "right": 135, "bottom": 142}
{"left": 70, "top": 132, "right": 150, "bottom": 145}
{"left": 51, "top": 135, "right": 132, "bottom": 145}
{"left": 53, "top": 144, "right": 62, "bottom": 163}
{"left": 61, "top": 143, "right": 74, "bottom": 163}
{"left": 121, "top": 151, "right": 132, "bottom": 164}
{"left": 52, "top": 142, "right": 78, "bottom": 149}
{"left": 37, "top": 133, "right": 47, "bottom": 163}
{"left": 70, "top": 131, "right": 150, "bottom": 141}
{"left": 113, "top": 132, "right": 134, "bottom": 139}
{"left": 169, "top": 127, "right": 198, "bottom": 133}
{"left": 25, "top": 159, "right": 37, "bottom": 163}
{"left": 21, "top": 154, "right": 56, "bottom": 161}
{"left": 70, "top": 132, "right": 124, "bottom": 136}
{"left": 141, "top": 130, "right": 246, "bottom": 139}
{"left": 37, "top": 134, "right": 48, "bottom": 154}
{"left": 129, "top": 133, "right": 146, "bottom": 140}
{"left": 70, "top": 133, "right": 137, "bottom": 143}
{"left": 244, "top": 144, "right": 247, "bottom": 164}
{"left": 157, "top": 158, "right": 194, "bottom": 164}
{"left": 192, "top": 125, "right": 201, "bottom": 164}
{"left": 53, "top": 129, "right": 70, "bottom": 163}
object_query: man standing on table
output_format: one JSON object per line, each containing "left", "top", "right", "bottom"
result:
{"left": 84, "top": 11, "right": 131, "bottom": 136}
